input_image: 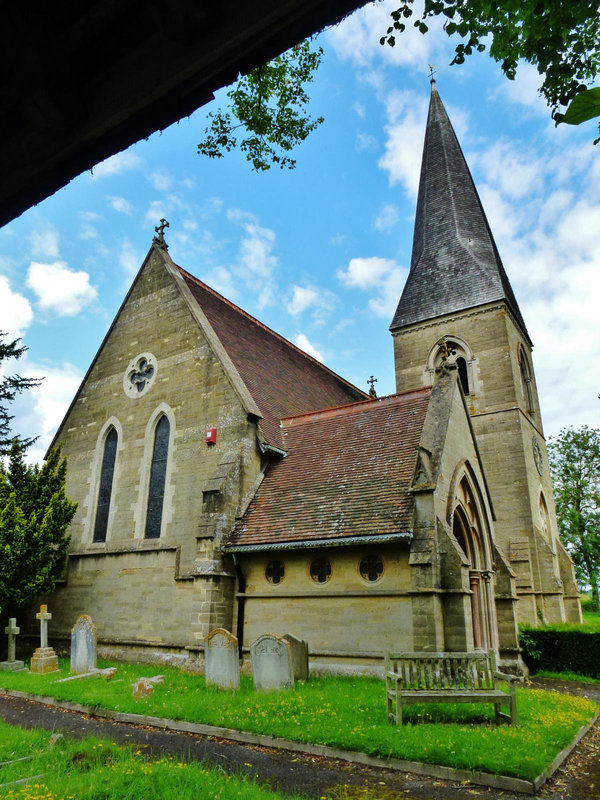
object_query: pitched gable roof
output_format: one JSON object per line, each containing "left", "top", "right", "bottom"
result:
{"left": 390, "top": 82, "right": 530, "bottom": 344}
{"left": 226, "top": 388, "right": 432, "bottom": 550}
{"left": 173, "top": 263, "right": 367, "bottom": 450}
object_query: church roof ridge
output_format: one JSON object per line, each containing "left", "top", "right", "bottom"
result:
{"left": 281, "top": 386, "right": 432, "bottom": 427}
{"left": 173, "top": 262, "right": 367, "bottom": 398}
{"left": 389, "top": 83, "right": 531, "bottom": 344}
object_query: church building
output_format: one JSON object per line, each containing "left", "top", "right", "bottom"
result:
{"left": 37, "top": 82, "right": 581, "bottom": 674}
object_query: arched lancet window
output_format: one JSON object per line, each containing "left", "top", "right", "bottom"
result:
{"left": 539, "top": 493, "right": 551, "bottom": 543}
{"left": 144, "top": 415, "right": 170, "bottom": 539}
{"left": 519, "top": 347, "right": 534, "bottom": 414}
{"left": 456, "top": 356, "right": 470, "bottom": 395}
{"left": 93, "top": 427, "right": 118, "bottom": 543}
{"left": 430, "top": 338, "right": 472, "bottom": 395}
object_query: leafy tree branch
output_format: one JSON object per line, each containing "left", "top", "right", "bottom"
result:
{"left": 198, "top": 40, "right": 324, "bottom": 171}
{"left": 381, "top": 0, "right": 600, "bottom": 141}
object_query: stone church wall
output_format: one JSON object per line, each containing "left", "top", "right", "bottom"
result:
{"left": 30, "top": 249, "right": 261, "bottom": 658}
{"left": 239, "top": 545, "right": 412, "bottom": 674}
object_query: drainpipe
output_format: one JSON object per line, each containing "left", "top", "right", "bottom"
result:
{"left": 232, "top": 553, "right": 245, "bottom": 659}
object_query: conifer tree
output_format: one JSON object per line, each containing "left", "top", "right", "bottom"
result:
{"left": 0, "top": 441, "right": 77, "bottom": 610}
{"left": 0, "top": 331, "right": 42, "bottom": 455}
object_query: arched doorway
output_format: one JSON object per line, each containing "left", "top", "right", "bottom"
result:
{"left": 452, "top": 476, "right": 494, "bottom": 650}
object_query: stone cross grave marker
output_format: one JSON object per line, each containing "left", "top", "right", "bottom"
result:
{"left": 283, "top": 633, "right": 309, "bottom": 682}
{"left": 250, "top": 634, "right": 294, "bottom": 691}
{"left": 0, "top": 618, "right": 25, "bottom": 671}
{"left": 205, "top": 628, "right": 240, "bottom": 689}
{"left": 70, "top": 615, "right": 97, "bottom": 674}
{"left": 30, "top": 604, "right": 59, "bottom": 674}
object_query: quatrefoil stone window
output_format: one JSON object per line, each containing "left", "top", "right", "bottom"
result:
{"left": 123, "top": 353, "right": 157, "bottom": 398}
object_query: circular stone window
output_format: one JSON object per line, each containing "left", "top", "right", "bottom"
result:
{"left": 123, "top": 353, "right": 157, "bottom": 398}
{"left": 310, "top": 558, "right": 332, "bottom": 584}
{"left": 359, "top": 554, "right": 384, "bottom": 583}
{"left": 265, "top": 560, "right": 285, "bottom": 585}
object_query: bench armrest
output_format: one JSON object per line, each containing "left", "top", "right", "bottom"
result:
{"left": 494, "top": 670, "right": 519, "bottom": 683}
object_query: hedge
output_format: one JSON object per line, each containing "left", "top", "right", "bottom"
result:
{"left": 519, "top": 627, "right": 600, "bottom": 677}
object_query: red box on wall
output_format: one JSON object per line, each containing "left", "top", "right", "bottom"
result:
{"left": 206, "top": 427, "right": 217, "bottom": 445}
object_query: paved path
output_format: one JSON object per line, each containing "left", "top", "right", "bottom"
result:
{"left": 1, "top": 679, "right": 599, "bottom": 799}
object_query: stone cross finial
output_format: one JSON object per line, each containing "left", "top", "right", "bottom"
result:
{"left": 153, "top": 218, "right": 170, "bottom": 249}
{"left": 367, "top": 375, "right": 378, "bottom": 398}
{"left": 36, "top": 604, "right": 52, "bottom": 649}
{"left": 5, "top": 618, "right": 19, "bottom": 662}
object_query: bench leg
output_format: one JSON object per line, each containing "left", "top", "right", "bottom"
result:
{"left": 396, "top": 690, "right": 402, "bottom": 725}
{"left": 494, "top": 702, "right": 501, "bottom": 724}
{"left": 509, "top": 685, "right": 518, "bottom": 725}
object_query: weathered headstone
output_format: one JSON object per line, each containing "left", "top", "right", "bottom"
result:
{"left": 283, "top": 633, "right": 309, "bottom": 682}
{"left": 250, "top": 634, "right": 293, "bottom": 691}
{"left": 70, "top": 614, "right": 97, "bottom": 674}
{"left": 0, "top": 618, "right": 25, "bottom": 671}
{"left": 30, "top": 605, "right": 59, "bottom": 674}
{"left": 205, "top": 628, "right": 240, "bottom": 689}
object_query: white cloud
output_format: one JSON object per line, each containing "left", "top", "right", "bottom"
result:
{"left": 337, "top": 256, "right": 408, "bottom": 319}
{"left": 108, "top": 196, "right": 134, "bottom": 215}
{"left": 471, "top": 141, "right": 544, "bottom": 200}
{"left": 0, "top": 276, "right": 33, "bottom": 338}
{"left": 374, "top": 203, "right": 400, "bottom": 231}
{"left": 92, "top": 150, "right": 142, "bottom": 178}
{"left": 356, "top": 132, "right": 378, "bottom": 151}
{"left": 26, "top": 261, "right": 97, "bottom": 316}
{"left": 378, "top": 89, "right": 428, "bottom": 197}
{"left": 79, "top": 223, "right": 98, "bottom": 240}
{"left": 202, "top": 266, "right": 237, "bottom": 300}
{"left": 20, "top": 361, "right": 84, "bottom": 465}
{"left": 30, "top": 226, "right": 60, "bottom": 260}
{"left": 493, "top": 62, "right": 548, "bottom": 117}
{"left": 294, "top": 333, "right": 323, "bottom": 362}
{"left": 353, "top": 101, "right": 366, "bottom": 118}
{"left": 337, "top": 256, "right": 398, "bottom": 290}
{"left": 119, "top": 239, "right": 142, "bottom": 277}
{"left": 286, "top": 285, "right": 337, "bottom": 322}
{"left": 327, "top": 0, "right": 446, "bottom": 69}
{"left": 227, "top": 211, "right": 280, "bottom": 309}
{"left": 149, "top": 169, "right": 173, "bottom": 191}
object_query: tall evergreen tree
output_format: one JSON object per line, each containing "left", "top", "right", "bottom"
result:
{"left": 0, "top": 331, "right": 42, "bottom": 455}
{"left": 0, "top": 441, "right": 77, "bottom": 610}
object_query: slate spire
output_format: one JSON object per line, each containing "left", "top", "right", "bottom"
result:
{"left": 390, "top": 81, "right": 530, "bottom": 342}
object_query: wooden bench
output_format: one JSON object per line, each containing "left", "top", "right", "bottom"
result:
{"left": 385, "top": 650, "right": 518, "bottom": 725}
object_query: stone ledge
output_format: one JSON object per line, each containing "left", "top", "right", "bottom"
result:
{"left": 5, "top": 688, "right": 594, "bottom": 794}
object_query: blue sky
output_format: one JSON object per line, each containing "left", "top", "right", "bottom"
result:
{"left": 1, "top": 1, "right": 599, "bottom": 463}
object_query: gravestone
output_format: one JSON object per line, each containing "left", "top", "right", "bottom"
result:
{"left": 205, "top": 628, "right": 240, "bottom": 689}
{"left": 0, "top": 618, "right": 25, "bottom": 671}
{"left": 283, "top": 633, "right": 309, "bottom": 682}
{"left": 250, "top": 634, "right": 293, "bottom": 691}
{"left": 30, "top": 605, "right": 59, "bottom": 674}
{"left": 70, "top": 614, "right": 97, "bottom": 674}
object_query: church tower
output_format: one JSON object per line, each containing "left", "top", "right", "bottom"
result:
{"left": 390, "top": 81, "right": 582, "bottom": 626}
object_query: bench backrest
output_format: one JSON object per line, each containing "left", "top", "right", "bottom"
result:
{"left": 385, "top": 651, "right": 497, "bottom": 691}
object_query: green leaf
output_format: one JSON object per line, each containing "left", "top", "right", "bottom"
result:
{"left": 562, "top": 87, "right": 600, "bottom": 125}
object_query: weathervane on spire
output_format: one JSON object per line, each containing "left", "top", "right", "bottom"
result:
{"left": 428, "top": 64, "right": 437, "bottom": 84}
{"left": 367, "top": 375, "right": 378, "bottom": 398}
{"left": 153, "top": 218, "right": 170, "bottom": 250}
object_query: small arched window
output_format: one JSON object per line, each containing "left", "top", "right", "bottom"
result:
{"left": 93, "top": 427, "right": 118, "bottom": 543}
{"left": 519, "top": 348, "right": 534, "bottom": 414}
{"left": 431, "top": 338, "right": 471, "bottom": 394}
{"left": 456, "top": 356, "right": 470, "bottom": 395}
{"left": 539, "top": 494, "right": 551, "bottom": 543}
{"left": 144, "top": 415, "right": 170, "bottom": 539}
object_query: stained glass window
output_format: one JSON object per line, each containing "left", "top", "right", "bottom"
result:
{"left": 359, "top": 554, "right": 384, "bottom": 582}
{"left": 265, "top": 560, "right": 285, "bottom": 584}
{"left": 310, "top": 558, "right": 331, "bottom": 584}
{"left": 93, "top": 427, "right": 118, "bottom": 543}
{"left": 144, "top": 415, "right": 170, "bottom": 539}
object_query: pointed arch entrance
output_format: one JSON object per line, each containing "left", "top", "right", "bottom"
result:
{"left": 452, "top": 474, "right": 495, "bottom": 651}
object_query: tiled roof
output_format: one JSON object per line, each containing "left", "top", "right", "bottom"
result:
{"left": 175, "top": 266, "right": 367, "bottom": 449}
{"left": 226, "top": 388, "right": 432, "bottom": 549}
{"left": 390, "top": 83, "right": 530, "bottom": 343}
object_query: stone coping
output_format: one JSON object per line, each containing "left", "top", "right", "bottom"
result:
{"left": 2, "top": 688, "right": 598, "bottom": 794}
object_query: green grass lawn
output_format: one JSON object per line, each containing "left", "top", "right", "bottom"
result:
{"left": 0, "top": 660, "right": 596, "bottom": 782}
{"left": 0, "top": 719, "right": 296, "bottom": 800}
